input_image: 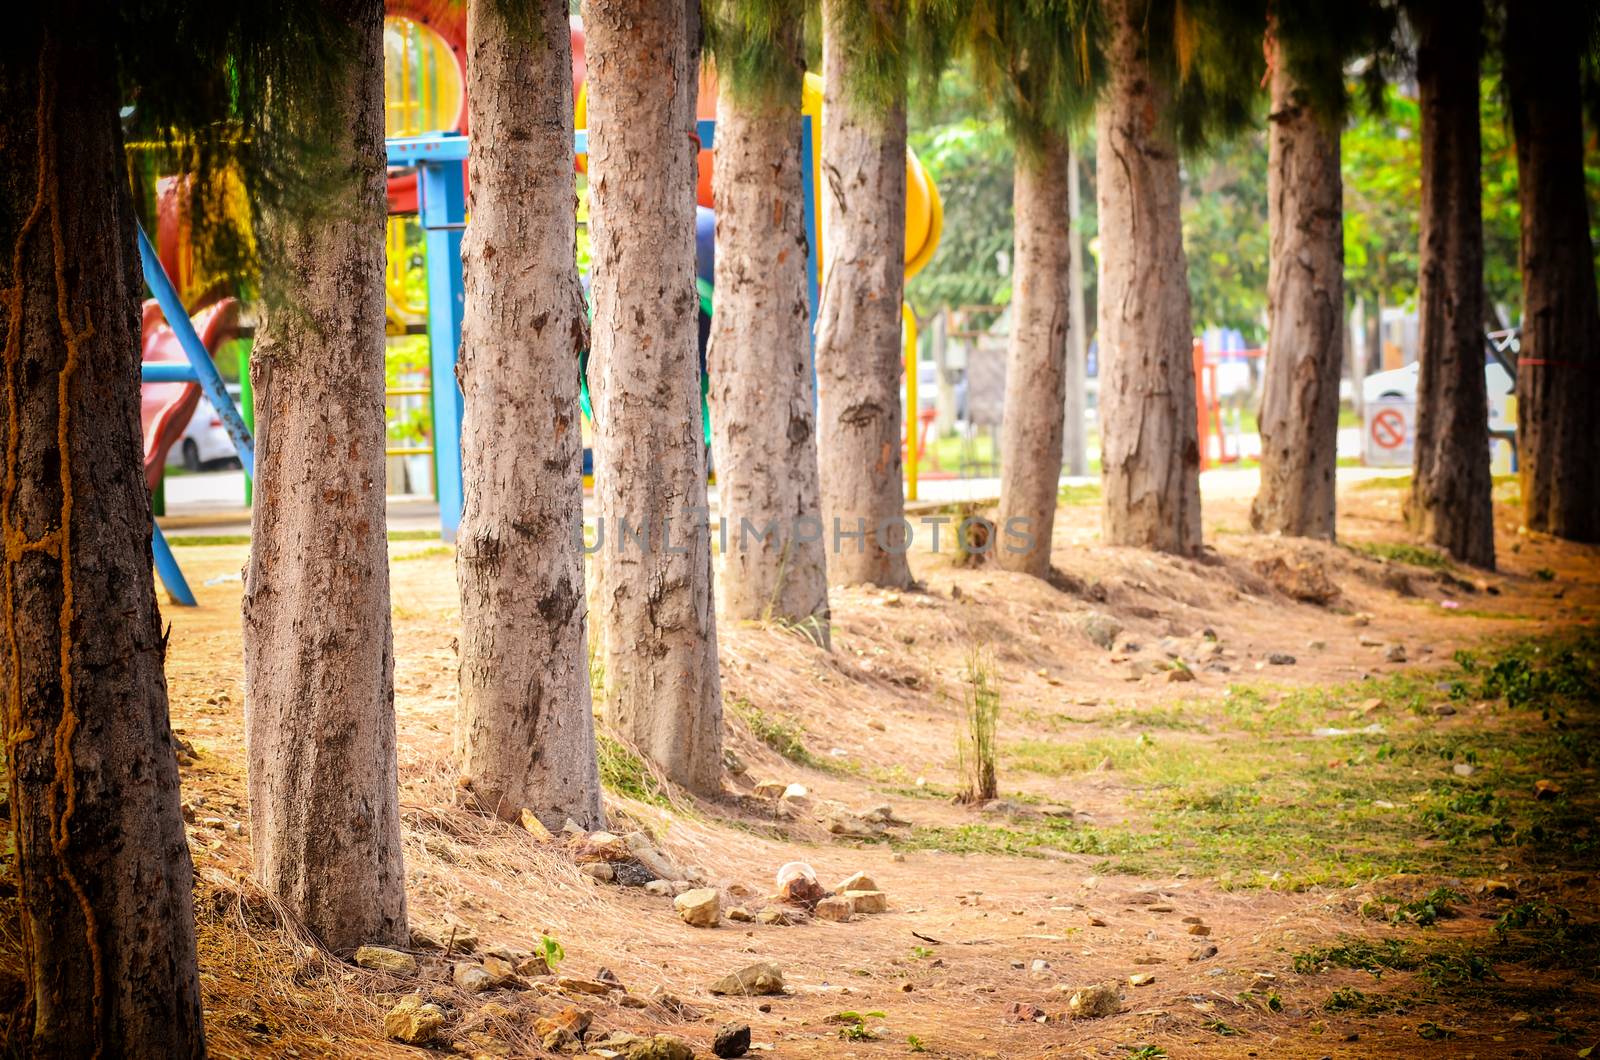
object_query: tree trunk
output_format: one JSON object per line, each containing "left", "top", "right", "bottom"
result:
{"left": 1251, "top": 60, "right": 1344, "bottom": 539}
{"left": 453, "top": 0, "right": 603, "bottom": 830}
{"left": 1094, "top": 0, "right": 1202, "bottom": 556}
{"left": 1406, "top": 0, "right": 1495, "bottom": 568}
{"left": 1062, "top": 146, "right": 1089, "bottom": 478}
{"left": 1504, "top": 0, "right": 1600, "bottom": 542}
{"left": 243, "top": 0, "right": 409, "bottom": 949}
{"left": 0, "top": 25, "right": 204, "bottom": 1057}
{"left": 998, "top": 135, "right": 1071, "bottom": 577}
{"left": 584, "top": 0, "right": 724, "bottom": 795}
{"left": 707, "top": 33, "right": 831, "bottom": 641}
{"left": 815, "top": 0, "right": 913, "bottom": 587}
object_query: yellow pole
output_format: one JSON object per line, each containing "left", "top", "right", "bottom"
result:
{"left": 903, "top": 304, "right": 918, "bottom": 502}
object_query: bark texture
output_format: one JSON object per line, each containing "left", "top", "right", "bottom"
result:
{"left": 0, "top": 24, "right": 205, "bottom": 1057}
{"left": 455, "top": 0, "right": 603, "bottom": 830}
{"left": 1407, "top": 0, "right": 1495, "bottom": 568}
{"left": 708, "top": 50, "right": 831, "bottom": 638}
{"left": 1505, "top": 1, "right": 1600, "bottom": 542}
{"left": 243, "top": 0, "right": 409, "bottom": 949}
{"left": 1251, "top": 61, "right": 1344, "bottom": 539}
{"left": 998, "top": 135, "right": 1071, "bottom": 577}
{"left": 584, "top": 0, "right": 724, "bottom": 795}
{"left": 815, "top": 0, "right": 913, "bottom": 587}
{"left": 1094, "top": 0, "right": 1202, "bottom": 556}
{"left": 0, "top": 27, "right": 208, "bottom": 1060}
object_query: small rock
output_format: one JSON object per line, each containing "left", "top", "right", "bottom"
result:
{"left": 1128, "top": 973, "right": 1155, "bottom": 987}
{"left": 1030, "top": 959, "right": 1051, "bottom": 974}
{"left": 826, "top": 810, "right": 880, "bottom": 840}
{"left": 624, "top": 831, "right": 683, "bottom": 881}
{"left": 713, "top": 1022, "right": 752, "bottom": 1058}
{"left": 519, "top": 808, "right": 554, "bottom": 841}
{"left": 674, "top": 887, "right": 721, "bottom": 928}
{"left": 1433, "top": 703, "right": 1457, "bottom": 716}
{"left": 623, "top": 1034, "right": 695, "bottom": 1060}
{"left": 1453, "top": 763, "right": 1475, "bottom": 777}
{"left": 514, "top": 954, "right": 549, "bottom": 977}
{"left": 845, "top": 890, "right": 888, "bottom": 914}
{"left": 775, "top": 862, "right": 827, "bottom": 907}
{"left": 727, "top": 906, "right": 755, "bottom": 923}
{"left": 723, "top": 749, "right": 748, "bottom": 776}
{"left": 1357, "top": 698, "right": 1384, "bottom": 715}
{"left": 1075, "top": 611, "right": 1123, "bottom": 650}
{"left": 644, "top": 879, "right": 677, "bottom": 897}
{"left": 481, "top": 954, "right": 520, "bottom": 985}
{"left": 556, "top": 976, "right": 615, "bottom": 995}
{"left": 648, "top": 985, "right": 701, "bottom": 1018}
{"left": 581, "top": 861, "right": 616, "bottom": 882}
{"left": 533, "top": 1006, "right": 592, "bottom": 1050}
{"left": 1094, "top": 757, "right": 1115, "bottom": 772}
{"left": 383, "top": 994, "right": 447, "bottom": 1044}
{"left": 1534, "top": 779, "right": 1563, "bottom": 800}
{"left": 1063, "top": 982, "right": 1121, "bottom": 1019}
{"left": 453, "top": 962, "right": 496, "bottom": 994}
{"left": 708, "top": 961, "right": 785, "bottom": 996}
{"left": 1267, "top": 653, "right": 1296, "bottom": 666}
{"left": 1165, "top": 667, "right": 1195, "bottom": 683}
{"left": 572, "top": 830, "right": 631, "bottom": 863}
{"left": 1003, "top": 1001, "right": 1046, "bottom": 1024}
{"left": 1479, "top": 879, "right": 1516, "bottom": 897}
{"left": 834, "top": 871, "right": 879, "bottom": 893}
{"left": 781, "top": 782, "right": 809, "bottom": 801}
{"left": 1189, "top": 943, "right": 1219, "bottom": 962}
{"left": 1187, "top": 924, "right": 1211, "bottom": 936}
{"left": 353, "top": 945, "right": 418, "bottom": 977}
{"left": 752, "top": 780, "right": 788, "bottom": 799}
{"left": 457, "top": 1030, "right": 512, "bottom": 1057}
{"left": 1385, "top": 644, "right": 1408, "bottom": 663}
{"left": 1088, "top": 916, "right": 1108, "bottom": 927}
{"left": 815, "top": 896, "right": 854, "bottom": 921}
{"left": 756, "top": 908, "right": 793, "bottom": 926}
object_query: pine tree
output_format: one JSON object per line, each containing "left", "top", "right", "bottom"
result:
{"left": 454, "top": 0, "right": 605, "bottom": 829}
{"left": 1504, "top": 0, "right": 1600, "bottom": 542}
{"left": 1251, "top": 1, "right": 1394, "bottom": 539}
{"left": 1404, "top": 0, "right": 1495, "bottom": 568}
{"left": 584, "top": 0, "right": 725, "bottom": 794}
{"left": 703, "top": 0, "right": 832, "bottom": 639}
{"left": 953, "top": 0, "right": 1096, "bottom": 578}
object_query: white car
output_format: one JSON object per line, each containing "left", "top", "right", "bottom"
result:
{"left": 168, "top": 386, "right": 245, "bottom": 471}
{"left": 1361, "top": 360, "right": 1514, "bottom": 431}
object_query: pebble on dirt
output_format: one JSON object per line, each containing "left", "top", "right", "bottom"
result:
{"left": 352, "top": 945, "right": 417, "bottom": 977}
{"left": 709, "top": 961, "right": 786, "bottom": 996}
{"left": 675, "top": 887, "right": 721, "bottom": 927}
{"left": 383, "top": 994, "right": 447, "bottom": 1044}
{"left": 713, "top": 1022, "right": 753, "bottom": 1058}
{"left": 1062, "top": 982, "right": 1121, "bottom": 1019}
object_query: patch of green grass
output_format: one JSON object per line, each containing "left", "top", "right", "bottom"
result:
{"left": 394, "top": 544, "right": 452, "bottom": 562}
{"left": 1357, "top": 474, "right": 1413, "bottom": 491}
{"left": 1057, "top": 482, "right": 1102, "bottom": 506}
{"left": 1346, "top": 539, "right": 1452, "bottom": 569}
{"left": 731, "top": 698, "right": 842, "bottom": 772}
{"left": 595, "top": 732, "right": 670, "bottom": 806}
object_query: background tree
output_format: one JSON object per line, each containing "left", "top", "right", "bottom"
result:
{"left": 0, "top": 17, "right": 206, "bottom": 1055}
{"left": 814, "top": 0, "right": 916, "bottom": 587}
{"left": 954, "top": 0, "right": 1095, "bottom": 577}
{"left": 584, "top": 0, "right": 724, "bottom": 795}
{"left": 1093, "top": 0, "right": 1261, "bottom": 555}
{"left": 704, "top": 0, "right": 832, "bottom": 640}
{"left": 454, "top": 0, "right": 604, "bottom": 829}
{"left": 1504, "top": 0, "right": 1600, "bottom": 542}
{"left": 243, "top": 0, "right": 411, "bottom": 948}
{"left": 1250, "top": 2, "right": 1392, "bottom": 539}
{"left": 1404, "top": 0, "right": 1495, "bottom": 568}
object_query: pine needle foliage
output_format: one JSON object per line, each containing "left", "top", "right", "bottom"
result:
{"left": 12, "top": 2, "right": 379, "bottom": 298}
{"left": 1273, "top": 0, "right": 1400, "bottom": 124}
{"left": 824, "top": 0, "right": 960, "bottom": 112}
{"left": 704, "top": 0, "right": 814, "bottom": 107}
{"left": 943, "top": 0, "right": 1099, "bottom": 158}
{"left": 1139, "top": 0, "right": 1270, "bottom": 151}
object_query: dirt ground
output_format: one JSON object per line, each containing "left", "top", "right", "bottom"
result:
{"left": 30, "top": 470, "right": 1600, "bottom": 1057}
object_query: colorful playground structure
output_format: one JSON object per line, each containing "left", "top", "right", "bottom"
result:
{"left": 138, "top": 4, "right": 944, "bottom": 603}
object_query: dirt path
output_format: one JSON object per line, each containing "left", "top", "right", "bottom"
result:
{"left": 21, "top": 471, "right": 1597, "bottom": 1059}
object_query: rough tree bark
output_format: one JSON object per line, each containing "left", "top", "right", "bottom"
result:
{"left": 0, "top": 24, "right": 205, "bottom": 1058}
{"left": 1406, "top": 0, "right": 1495, "bottom": 568}
{"left": 997, "top": 133, "right": 1071, "bottom": 577}
{"left": 815, "top": 0, "right": 913, "bottom": 587}
{"left": 707, "top": 25, "right": 831, "bottom": 640}
{"left": 1504, "top": 1, "right": 1600, "bottom": 542}
{"left": 243, "top": 0, "right": 409, "bottom": 949}
{"left": 1251, "top": 59, "right": 1344, "bottom": 539}
{"left": 584, "top": 0, "right": 724, "bottom": 795}
{"left": 1095, "top": 0, "right": 1202, "bottom": 556}
{"left": 455, "top": 0, "right": 603, "bottom": 830}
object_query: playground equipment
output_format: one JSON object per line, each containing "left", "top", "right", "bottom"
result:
{"left": 381, "top": 5, "right": 941, "bottom": 533}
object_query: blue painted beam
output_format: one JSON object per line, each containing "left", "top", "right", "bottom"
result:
{"left": 136, "top": 225, "right": 255, "bottom": 477}
{"left": 418, "top": 158, "right": 466, "bottom": 542}
{"left": 141, "top": 362, "right": 199, "bottom": 384}
{"left": 571, "top": 119, "right": 715, "bottom": 157}
{"left": 385, "top": 132, "right": 470, "bottom": 165}
{"left": 799, "top": 114, "right": 819, "bottom": 384}
{"left": 151, "top": 520, "right": 196, "bottom": 607}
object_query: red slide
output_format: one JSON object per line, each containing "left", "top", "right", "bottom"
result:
{"left": 140, "top": 298, "right": 240, "bottom": 492}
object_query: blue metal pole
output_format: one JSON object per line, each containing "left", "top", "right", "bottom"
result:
{"left": 418, "top": 158, "right": 466, "bottom": 542}
{"left": 135, "top": 225, "right": 255, "bottom": 477}
{"left": 151, "top": 521, "right": 197, "bottom": 607}
{"left": 799, "top": 114, "right": 820, "bottom": 376}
